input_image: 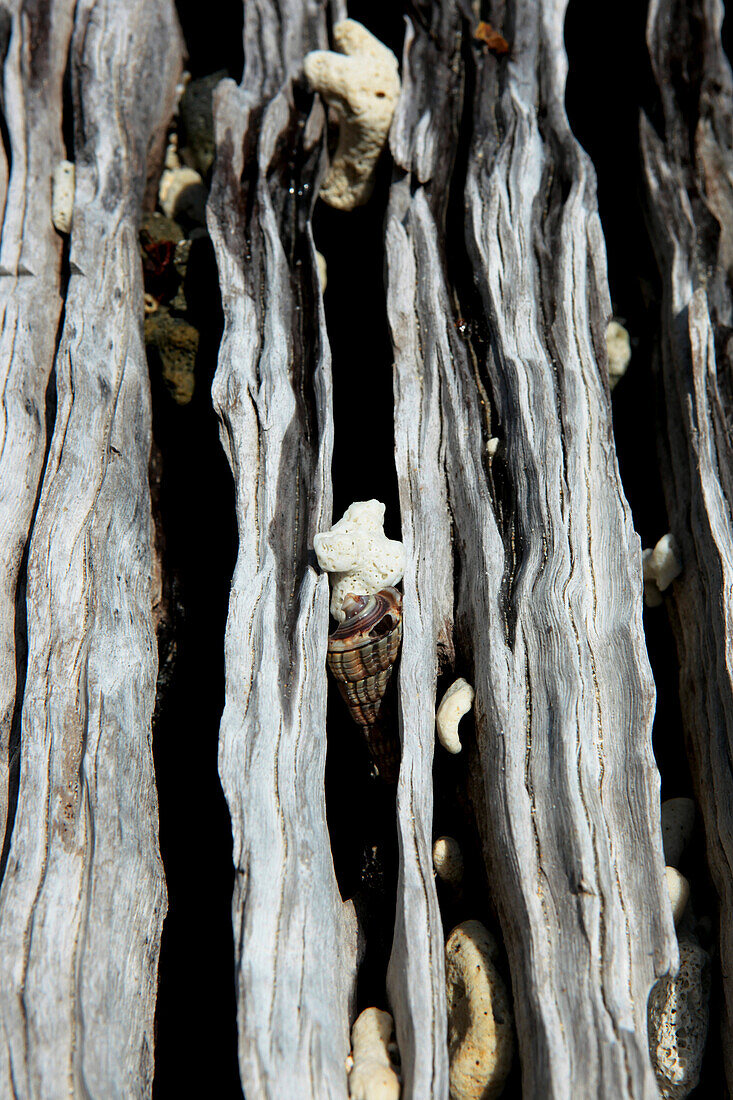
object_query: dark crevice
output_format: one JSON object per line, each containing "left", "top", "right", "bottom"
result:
{"left": 444, "top": 19, "right": 522, "bottom": 653}
{"left": 316, "top": 0, "right": 404, "bottom": 1025}
{"left": 150, "top": 4, "right": 242, "bottom": 1097}
{"left": 565, "top": 0, "right": 724, "bottom": 1096}
{"left": 0, "top": 3, "right": 11, "bottom": 213}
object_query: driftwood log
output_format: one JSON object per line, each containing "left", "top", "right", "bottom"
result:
{"left": 1, "top": 0, "right": 732, "bottom": 1096}
{"left": 642, "top": 0, "right": 733, "bottom": 1091}
{"left": 0, "top": 1, "right": 182, "bottom": 1095}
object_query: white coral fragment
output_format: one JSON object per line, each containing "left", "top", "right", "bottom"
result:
{"left": 436, "top": 678, "right": 474, "bottom": 754}
{"left": 643, "top": 533, "right": 682, "bottom": 606}
{"left": 159, "top": 166, "right": 205, "bottom": 221}
{"left": 304, "top": 20, "right": 400, "bottom": 210}
{"left": 665, "top": 866, "right": 690, "bottom": 927}
{"left": 445, "top": 921, "right": 513, "bottom": 1100}
{"left": 433, "top": 836, "right": 464, "bottom": 887}
{"left": 348, "top": 1007, "right": 401, "bottom": 1100}
{"left": 52, "top": 160, "right": 75, "bottom": 234}
{"left": 314, "top": 499, "right": 405, "bottom": 622}
{"left": 606, "top": 320, "right": 631, "bottom": 389}
{"left": 662, "top": 798, "right": 695, "bottom": 869}
{"left": 648, "top": 937, "right": 710, "bottom": 1099}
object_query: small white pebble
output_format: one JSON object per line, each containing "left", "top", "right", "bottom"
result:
{"left": 650, "top": 533, "right": 682, "bottom": 591}
{"left": 665, "top": 866, "right": 690, "bottom": 927}
{"left": 52, "top": 160, "right": 75, "bottom": 234}
{"left": 433, "top": 836, "right": 464, "bottom": 887}
{"left": 606, "top": 320, "right": 631, "bottom": 389}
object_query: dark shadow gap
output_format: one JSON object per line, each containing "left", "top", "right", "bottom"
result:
{"left": 316, "top": 0, "right": 404, "bottom": 1020}
{"left": 149, "top": 241, "right": 240, "bottom": 1100}
{"left": 151, "top": 4, "right": 243, "bottom": 1096}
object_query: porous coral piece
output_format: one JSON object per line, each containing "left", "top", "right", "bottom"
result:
{"left": 445, "top": 921, "right": 513, "bottom": 1100}
{"left": 606, "top": 319, "right": 631, "bottom": 389}
{"left": 662, "top": 798, "right": 695, "bottom": 869}
{"left": 433, "top": 836, "right": 464, "bottom": 887}
{"left": 314, "top": 500, "right": 405, "bottom": 622}
{"left": 348, "top": 1007, "right": 401, "bottom": 1100}
{"left": 51, "top": 160, "right": 75, "bottom": 234}
{"left": 648, "top": 937, "right": 710, "bottom": 1099}
{"left": 304, "top": 20, "right": 400, "bottom": 210}
{"left": 436, "top": 678, "right": 474, "bottom": 754}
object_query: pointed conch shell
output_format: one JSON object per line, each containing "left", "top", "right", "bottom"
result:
{"left": 327, "top": 587, "right": 402, "bottom": 782}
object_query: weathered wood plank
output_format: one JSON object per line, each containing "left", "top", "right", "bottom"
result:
{"left": 642, "top": 0, "right": 733, "bottom": 1087}
{"left": 388, "top": 1, "right": 677, "bottom": 1095}
{"left": 385, "top": 9, "right": 461, "bottom": 1097}
{"left": 208, "top": 3, "right": 359, "bottom": 1095}
{"left": 0, "top": 1, "right": 182, "bottom": 1095}
{"left": 0, "top": 0, "right": 75, "bottom": 864}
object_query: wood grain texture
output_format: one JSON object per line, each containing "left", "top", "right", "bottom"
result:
{"left": 642, "top": 0, "right": 733, "bottom": 1087}
{"left": 385, "top": 9, "right": 460, "bottom": 1098}
{"left": 208, "top": 3, "right": 359, "bottom": 1095}
{"left": 0, "top": 0, "right": 75, "bottom": 865}
{"left": 388, "top": 2, "right": 677, "bottom": 1096}
{"left": 0, "top": 1, "right": 182, "bottom": 1096}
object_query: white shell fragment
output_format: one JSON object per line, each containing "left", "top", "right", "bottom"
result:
{"left": 665, "top": 866, "right": 690, "bottom": 927}
{"left": 314, "top": 500, "right": 405, "bottom": 622}
{"left": 606, "top": 320, "right": 631, "bottom": 389}
{"left": 348, "top": 1007, "right": 401, "bottom": 1100}
{"left": 304, "top": 20, "right": 400, "bottom": 210}
{"left": 433, "top": 836, "right": 464, "bottom": 887}
{"left": 445, "top": 921, "right": 513, "bottom": 1100}
{"left": 643, "top": 533, "right": 682, "bottom": 606}
{"left": 662, "top": 798, "right": 695, "bottom": 869}
{"left": 316, "top": 250, "right": 328, "bottom": 291}
{"left": 51, "top": 160, "right": 75, "bottom": 234}
{"left": 436, "top": 678, "right": 474, "bottom": 754}
{"left": 648, "top": 937, "right": 710, "bottom": 1099}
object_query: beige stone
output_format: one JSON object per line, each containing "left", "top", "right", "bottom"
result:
{"left": 51, "top": 160, "right": 75, "bottom": 234}
{"left": 446, "top": 921, "right": 513, "bottom": 1100}
{"left": 433, "top": 836, "right": 464, "bottom": 887}
{"left": 664, "top": 866, "right": 690, "bottom": 927}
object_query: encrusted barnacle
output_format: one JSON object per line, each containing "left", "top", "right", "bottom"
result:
{"left": 327, "top": 587, "right": 402, "bottom": 782}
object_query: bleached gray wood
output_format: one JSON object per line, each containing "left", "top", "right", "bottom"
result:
{"left": 208, "top": 3, "right": 359, "bottom": 1096}
{"left": 0, "top": 1, "right": 182, "bottom": 1096}
{"left": 384, "top": 13, "right": 459, "bottom": 1099}
{"left": 642, "top": 0, "right": 733, "bottom": 1087}
{"left": 387, "top": 2, "right": 677, "bottom": 1096}
{"left": 0, "top": 0, "right": 75, "bottom": 865}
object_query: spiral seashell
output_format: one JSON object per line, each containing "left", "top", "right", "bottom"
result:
{"left": 327, "top": 587, "right": 402, "bottom": 782}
